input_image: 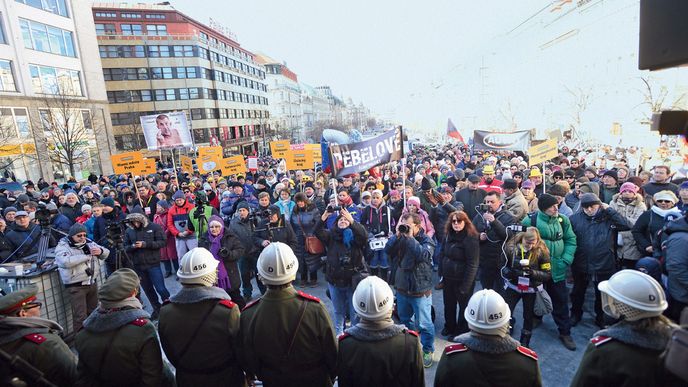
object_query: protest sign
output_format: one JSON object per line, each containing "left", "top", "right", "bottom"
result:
{"left": 112, "top": 151, "right": 144, "bottom": 175}
{"left": 328, "top": 128, "right": 404, "bottom": 177}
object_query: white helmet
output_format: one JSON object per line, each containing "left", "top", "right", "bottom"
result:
{"left": 177, "top": 247, "right": 218, "bottom": 286}
{"left": 257, "top": 242, "right": 299, "bottom": 285}
{"left": 352, "top": 276, "right": 394, "bottom": 320}
{"left": 598, "top": 270, "right": 667, "bottom": 321}
{"left": 464, "top": 289, "right": 511, "bottom": 336}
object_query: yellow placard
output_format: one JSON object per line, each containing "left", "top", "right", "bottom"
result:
{"left": 197, "top": 146, "right": 223, "bottom": 173}
{"left": 139, "top": 158, "right": 156, "bottom": 175}
{"left": 286, "top": 150, "right": 314, "bottom": 171}
{"left": 221, "top": 155, "right": 247, "bottom": 176}
{"left": 111, "top": 151, "right": 144, "bottom": 175}
{"left": 528, "top": 139, "right": 558, "bottom": 165}
{"left": 270, "top": 140, "right": 290, "bottom": 158}
{"left": 180, "top": 155, "right": 194, "bottom": 174}
{"left": 0, "top": 143, "right": 37, "bottom": 157}
{"left": 304, "top": 144, "right": 322, "bottom": 161}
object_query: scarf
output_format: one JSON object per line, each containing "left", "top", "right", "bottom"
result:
{"left": 651, "top": 205, "right": 682, "bottom": 220}
{"left": 339, "top": 195, "right": 353, "bottom": 207}
{"left": 100, "top": 296, "right": 143, "bottom": 311}
{"left": 335, "top": 226, "right": 354, "bottom": 248}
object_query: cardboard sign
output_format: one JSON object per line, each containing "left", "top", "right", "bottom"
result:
{"left": 197, "top": 146, "right": 223, "bottom": 173}
{"left": 270, "top": 140, "right": 290, "bottom": 158}
{"left": 139, "top": 158, "right": 157, "bottom": 175}
{"left": 112, "top": 151, "right": 144, "bottom": 174}
{"left": 221, "top": 155, "right": 247, "bottom": 175}
{"left": 180, "top": 155, "right": 194, "bottom": 174}
{"left": 247, "top": 156, "right": 258, "bottom": 171}
{"left": 305, "top": 144, "right": 322, "bottom": 162}
{"left": 286, "top": 150, "right": 314, "bottom": 171}
{"left": 528, "top": 139, "right": 558, "bottom": 165}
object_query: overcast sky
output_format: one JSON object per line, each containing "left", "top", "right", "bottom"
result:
{"left": 170, "top": 0, "right": 686, "bottom": 143}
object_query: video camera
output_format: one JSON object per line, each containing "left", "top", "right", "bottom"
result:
{"left": 326, "top": 205, "right": 342, "bottom": 213}
{"left": 34, "top": 203, "right": 53, "bottom": 228}
{"left": 105, "top": 217, "right": 132, "bottom": 247}
{"left": 506, "top": 224, "right": 527, "bottom": 233}
{"left": 398, "top": 224, "right": 410, "bottom": 234}
{"left": 478, "top": 203, "right": 490, "bottom": 213}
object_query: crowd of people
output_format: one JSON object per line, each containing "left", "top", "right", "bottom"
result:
{"left": 1, "top": 140, "right": 687, "bottom": 386}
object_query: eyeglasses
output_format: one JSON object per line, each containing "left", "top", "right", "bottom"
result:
{"left": 451, "top": 219, "right": 462, "bottom": 224}
{"left": 367, "top": 187, "right": 375, "bottom": 191}
{"left": 553, "top": 176, "right": 562, "bottom": 180}
{"left": 566, "top": 176, "right": 575, "bottom": 179}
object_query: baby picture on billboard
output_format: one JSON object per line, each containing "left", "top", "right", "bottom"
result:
{"left": 141, "top": 112, "right": 193, "bottom": 150}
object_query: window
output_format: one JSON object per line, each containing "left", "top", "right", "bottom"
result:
{"left": 111, "top": 112, "right": 134, "bottom": 126}
{"left": 0, "top": 61, "right": 17, "bottom": 92}
{"left": 172, "top": 45, "right": 194, "bottom": 57}
{"left": 146, "top": 24, "right": 167, "bottom": 36}
{"left": 165, "top": 89, "right": 176, "bottom": 101}
{"left": 0, "top": 19, "right": 5, "bottom": 44}
{"left": 16, "top": 0, "right": 68, "bottom": 17}
{"left": 0, "top": 108, "right": 30, "bottom": 138}
{"left": 191, "top": 108, "right": 203, "bottom": 120}
{"left": 161, "top": 67, "right": 173, "bottom": 79}
{"left": 198, "top": 47, "right": 209, "bottom": 60}
{"left": 154, "top": 89, "right": 166, "bottom": 101}
{"left": 94, "top": 12, "right": 116, "bottom": 18}
{"left": 121, "top": 13, "right": 142, "bottom": 19}
{"left": 178, "top": 88, "right": 189, "bottom": 100}
{"left": 186, "top": 67, "right": 197, "bottom": 78}
{"left": 134, "top": 90, "right": 152, "bottom": 102}
{"left": 121, "top": 24, "right": 142, "bottom": 36}
{"left": 199, "top": 31, "right": 208, "bottom": 42}
{"left": 95, "top": 23, "right": 116, "bottom": 35}
{"left": 20, "top": 19, "right": 75, "bottom": 57}
{"left": 81, "top": 110, "right": 92, "bottom": 130}
{"left": 99, "top": 45, "right": 117, "bottom": 58}
{"left": 148, "top": 45, "right": 169, "bottom": 57}
{"left": 145, "top": 14, "right": 166, "bottom": 19}
{"left": 29, "top": 64, "right": 82, "bottom": 96}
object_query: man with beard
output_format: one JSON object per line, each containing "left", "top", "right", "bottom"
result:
{"left": 502, "top": 178, "right": 529, "bottom": 222}
{"left": 477, "top": 165, "right": 503, "bottom": 195}
{"left": 455, "top": 174, "right": 487, "bottom": 220}
{"left": 472, "top": 192, "right": 515, "bottom": 290}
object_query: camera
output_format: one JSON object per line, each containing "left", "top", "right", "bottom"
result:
{"left": 478, "top": 203, "right": 490, "bottom": 213}
{"left": 339, "top": 255, "right": 352, "bottom": 267}
{"left": 507, "top": 224, "right": 527, "bottom": 232}
{"left": 35, "top": 203, "right": 52, "bottom": 227}
{"left": 398, "top": 224, "right": 410, "bottom": 234}
{"left": 327, "top": 205, "right": 342, "bottom": 213}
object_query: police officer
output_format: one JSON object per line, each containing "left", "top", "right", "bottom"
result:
{"left": 75, "top": 268, "right": 171, "bottom": 386}
{"left": 239, "top": 242, "right": 337, "bottom": 387}
{"left": 570, "top": 270, "right": 685, "bottom": 387}
{"left": 0, "top": 285, "right": 77, "bottom": 386}
{"left": 434, "top": 289, "right": 543, "bottom": 387}
{"left": 337, "top": 276, "right": 425, "bottom": 387}
{"left": 158, "top": 247, "right": 245, "bottom": 387}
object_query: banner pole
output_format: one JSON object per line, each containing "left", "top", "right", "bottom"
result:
{"left": 331, "top": 178, "right": 338, "bottom": 207}
{"left": 542, "top": 161, "right": 546, "bottom": 195}
{"left": 402, "top": 158, "right": 407, "bottom": 208}
{"left": 170, "top": 148, "right": 180, "bottom": 183}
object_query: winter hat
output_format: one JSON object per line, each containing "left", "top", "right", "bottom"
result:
{"left": 172, "top": 190, "right": 185, "bottom": 200}
{"left": 361, "top": 191, "right": 372, "bottom": 199}
{"left": 303, "top": 181, "right": 315, "bottom": 190}
{"left": 653, "top": 190, "right": 678, "bottom": 204}
{"left": 236, "top": 201, "right": 250, "bottom": 212}
{"left": 548, "top": 182, "right": 569, "bottom": 197}
{"left": 537, "top": 193, "right": 559, "bottom": 212}
{"left": 46, "top": 202, "right": 58, "bottom": 212}
{"left": 528, "top": 168, "right": 542, "bottom": 178}
{"left": 603, "top": 169, "right": 618, "bottom": 182}
{"left": 407, "top": 196, "right": 421, "bottom": 208}
{"left": 16, "top": 194, "right": 30, "bottom": 204}
{"left": 579, "top": 193, "right": 602, "bottom": 207}
{"left": 521, "top": 180, "right": 535, "bottom": 189}
{"left": 635, "top": 257, "right": 662, "bottom": 284}
{"left": 68, "top": 223, "right": 87, "bottom": 238}
{"left": 81, "top": 204, "right": 92, "bottom": 212}
{"left": 680, "top": 181, "right": 688, "bottom": 191}
{"left": 454, "top": 169, "right": 465, "bottom": 180}
{"left": 576, "top": 177, "right": 590, "bottom": 184}
{"left": 467, "top": 174, "right": 481, "bottom": 183}
{"left": 99, "top": 268, "right": 140, "bottom": 302}
{"left": 502, "top": 179, "right": 518, "bottom": 190}
{"left": 619, "top": 182, "right": 639, "bottom": 194}
{"left": 203, "top": 183, "right": 212, "bottom": 191}
{"left": 221, "top": 191, "right": 231, "bottom": 198}
{"left": 257, "top": 179, "right": 268, "bottom": 187}
{"left": 100, "top": 197, "right": 115, "bottom": 208}
{"left": 585, "top": 166, "right": 598, "bottom": 175}
{"left": 420, "top": 177, "right": 434, "bottom": 191}
{"left": 2, "top": 207, "right": 17, "bottom": 217}
{"left": 157, "top": 199, "right": 170, "bottom": 209}
{"left": 268, "top": 205, "right": 281, "bottom": 216}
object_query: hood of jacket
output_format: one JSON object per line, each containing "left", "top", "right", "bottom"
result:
{"left": 663, "top": 216, "right": 688, "bottom": 235}
{"left": 125, "top": 212, "right": 149, "bottom": 228}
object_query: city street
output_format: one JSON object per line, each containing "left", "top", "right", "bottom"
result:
{"left": 147, "top": 270, "right": 598, "bottom": 386}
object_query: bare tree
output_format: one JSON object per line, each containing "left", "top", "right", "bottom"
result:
{"left": 30, "top": 86, "right": 102, "bottom": 178}
{"left": 564, "top": 86, "right": 593, "bottom": 141}
{"left": 498, "top": 100, "right": 518, "bottom": 131}
{"left": 638, "top": 76, "right": 688, "bottom": 124}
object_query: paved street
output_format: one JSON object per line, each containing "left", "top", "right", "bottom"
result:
{"left": 146, "top": 270, "right": 597, "bottom": 386}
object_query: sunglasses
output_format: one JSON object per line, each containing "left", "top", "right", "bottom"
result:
{"left": 656, "top": 200, "right": 673, "bottom": 204}
{"left": 367, "top": 187, "right": 375, "bottom": 191}
{"left": 553, "top": 176, "right": 562, "bottom": 180}
{"left": 74, "top": 233, "right": 87, "bottom": 238}
{"left": 451, "top": 219, "right": 462, "bottom": 224}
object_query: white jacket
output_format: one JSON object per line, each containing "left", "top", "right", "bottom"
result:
{"left": 54, "top": 237, "right": 109, "bottom": 285}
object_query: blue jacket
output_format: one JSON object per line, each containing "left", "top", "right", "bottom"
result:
{"left": 570, "top": 207, "right": 631, "bottom": 275}
{"left": 385, "top": 230, "right": 436, "bottom": 295}
{"left": 661, "top": 217, "right": 688, "bottom": 303}
{"left": 326, "top": 204, "right": 360, "bottom": 229}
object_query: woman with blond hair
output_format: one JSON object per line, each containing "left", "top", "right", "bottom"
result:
{"left": 501, "top": 227, "right": 552, "bottom": 347}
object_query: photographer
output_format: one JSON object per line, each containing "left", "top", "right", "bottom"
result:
{"left": 124, "top": 211, "right": 169, "bottom": 320}
{"left": 360, "top": 189, "right": 395, "bottom": 282}
{"left": 187, "top": 191, "right": 218, "bottom": 239}
{"left": 6, "top": 210, "right": 56, "bottom": 261}
{"left": 46, "top": 202, "right": 73, "bottom": 242}
{"left": 385, "top": 212, "right": 436, "bottom": 368}
{"left": 55, "top": 223, "right": 109, "bottom": 331}
{"left": 94, "top": 197, "right": 126, "bottom": 275}
{"left": 253, "top": 205, "right": 297, "bottom": 252}
{"left": 315, "top": 207, "right": 367, "bottom": 335}
{"left": 472, "top": 191, "right": 515, "bottom": 290}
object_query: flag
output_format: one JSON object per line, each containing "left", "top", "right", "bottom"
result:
{"left": 447, "top": 119, "right": 464, "bottom": 142}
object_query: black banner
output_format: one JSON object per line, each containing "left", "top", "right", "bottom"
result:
{"left": 472, "top": 130, "right": 531, "bottom": 152}
{"left": 329, "top": 128, "right": 404, "bottom": 177}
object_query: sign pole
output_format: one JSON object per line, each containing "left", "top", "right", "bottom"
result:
{"left": 170, "top": 147, "right": 181, "bottom": 183}
{"left": 542, "top": 161, "right": 546, "bottom": 195}
{"left": 402, "top": 158, "right": 407, "bottom": 208}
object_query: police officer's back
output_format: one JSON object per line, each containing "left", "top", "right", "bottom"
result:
{"left": 238, "top": 242, "right": 337, "bottom": 387}
{"left": 158, "top": 247, "right": 245, "bottom": 387}
{"left": 337, "top": 276, "right": 425, "bottom": 387}
{"left": 434, "top": 289, "right": 542, "bottom": 387}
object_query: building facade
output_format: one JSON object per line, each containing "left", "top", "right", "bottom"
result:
{"left": 0, "top": 0, "right": 115, "bottom": 181}
{"left": 92, "top": 2, "right": 269, "bottom": 157}
{"left": 255, "top": 53, "right": 302, "bottom": 142}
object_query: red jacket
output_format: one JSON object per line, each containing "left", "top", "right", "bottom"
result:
{"left": 167, "top": 201, "right": 195, "bottom": 238}
{"left": 478, "top": 179, "right": 503, "bottom": 195}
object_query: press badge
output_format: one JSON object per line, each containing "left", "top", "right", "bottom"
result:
{"left": 517, "top": 276, "right": 530, "bottom": 291}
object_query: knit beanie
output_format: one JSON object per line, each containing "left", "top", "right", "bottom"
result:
{"left": 100, "top": 197, "right": 115, "bottom": 208}
{"left": 537, "top": 193, "right": 559, "bottom": 212}
{"left": 68, "top": 223, "right": 87, "bottom": 238}
{"left": 157, "top": 199, "right": 170, "bottom": 209}
{"left": 172, "top": 190, "right": 185, "bottom": 200}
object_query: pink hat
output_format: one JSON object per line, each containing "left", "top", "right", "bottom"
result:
{"left": 619, "top": 182, "right": 639, "bottom": 194}
{"left": 407, "top": 196, "right": 421, "bottom": 207}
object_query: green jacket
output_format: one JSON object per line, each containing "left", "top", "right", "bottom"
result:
{"left": 0, "top": 328, "right": 77, "bottom": 387}
{"left": 522, "top": 211, "right": 576, "bottom": 282}
{"left": 189, "top": 204, "right": 216, "bottom": 238}
{"left": 75, "top": 309, "right": 168, "bottom": 387}
{"left": 158, "top": 287, "right": 245, "bottom": 387}
{"left": 337, "top": 324, "right": 424, "bottom": 387}
{"left": 239, "top": 286, "right": 337, "bottom": 387}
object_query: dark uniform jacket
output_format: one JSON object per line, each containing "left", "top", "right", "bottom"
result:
{"left": 570, "top": 321, "right": 684, "bottom": 387}
{"left": 159, "top": 286, "right": 245, "bottom": 387}
{"left": 75, "top": 308, "right": 168, "bottom": 387}
{"left": 238, "top": 287, "right": 337, "bottom": 387}
{"left": 434, "top": 333, "right": 542, "bottom": 387}
{"left": 337, "top": 323, "right": 424, "bottom": 387}
{"left": 0, "top": 317, "right": 77, "bottom": 387}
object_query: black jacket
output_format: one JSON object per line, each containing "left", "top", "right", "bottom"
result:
{"left": 472, "top": 208, "right": 515, "bottom": 268}
{"left": 253, "top": 217, "right": 297, "bottom": 250}
{"left": 441, "top": 230, "right": 479, "bottom": 293}
{"left": 229, "top": 215, "right": 257, "bottom": 258}
{"left": 124, "top": 213, "right": 166, "bottom": 269}
{"left": 454, "top": 188, "right": 487, "bottom": 220}
{"left": 501, "top": 243, "right": 551, "bottom": 290}
{"left": 570, "top": 207, "right": 631, "bottom": 275}
{"left": 315, "top": 219, "right": 367, "bottom": 287}
{"left": 5, "top": 224, "right": 56, "bottom": 261}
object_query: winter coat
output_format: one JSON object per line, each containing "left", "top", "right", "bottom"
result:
{"left": 385, "top": 229, "right": 436, "bottom": 295}
{"left": 59, "top": 203, "right": 82, "bottom": 223}
{"left": 6, "top": 224, "right": 56, "bottom": 260}
{"left": 276, "top": 200, "right": 296, "bottom": 221}
{"left": 600, "top": 185, "right": 619, "bottom": 204}
{"left": 522, "top": 211, "right": 577, "bottom": 283}
{"left": 430, "top": 201, "right": 462, "bottom": 241}
{"left": 199, "top": 228, "right": 245, "bottom": 292}
{"left": 51, "top": 214, "right": 73, "bottom": 240}
{"left": 253, "top": 218, "right": 297, "bottom": 250}
{"left": 167, "top": 200, "right": 194, "bottom": 239}
{"left": 290, "top": 203, "right": 322, "bottom": 270}
{"left": 0, "top": 232, "right": 12, "bottom": 260}
{"left": 325, "top": 204, "right": 361, "bottom": 229}
{"left": 632, "top": 206, "right": 683, "bottom": 257}
{"left": 441, "top": 230, "right": 479, "bottom": 293}
{"left": 229, "top": 216, "right": 257, "bottom": 258}
{"left": 315, "top": 220, "right": 367, "bottom": 287}
{"left": 454, "top": 188, "right": 487, "bottom": 220}
{"left": 661, "top": 217, "right": 688, "bottom": 304}
{"left": 565, "top": 192, "right": 581, "bottom": 213}
{"left": 153, "top": 211, "right": 177, "bottom": 261}
{"left": 472, "top": 209, "right": 515, "bottom": 269}
{"left": 54, "top": 237, "right": 109, "bottom": 285}
{"left": 609, "top": 193, "right": 646, "bottom": 261}
{"left": 501, "top": 243, "right": 551, "bottom": 292}
{"left": 360, "top": 204, "right": 395, "bottom": 237}
{"left": 93, "top": 209, "right": 124, "bottom": 251}
{"left": 503, "top": 189, "right": 529, "bottom": 222}
{"left": 570, "top": 207, "right": 631, "bottom": 275}
{"left": 124, "top": 213, "right": 166, "bottom": 269}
